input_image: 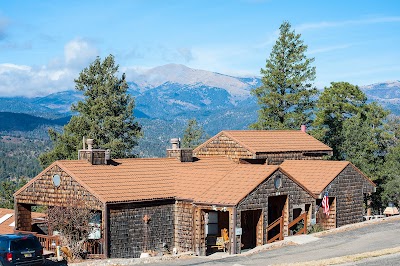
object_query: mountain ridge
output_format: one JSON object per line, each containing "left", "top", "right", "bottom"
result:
{"left": 0, "top": 64, "right": 398, "bottom": 133}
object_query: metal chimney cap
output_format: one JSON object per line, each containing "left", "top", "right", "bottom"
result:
{"left": 170, "top": 138, "right": 179, "bottom": 144}
{"left": 86, "top": 139, "right": 94, "bottom": 150}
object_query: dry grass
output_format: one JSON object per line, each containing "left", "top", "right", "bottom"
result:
{"left": 275, "top": 246, "right": 400, "bottom": 266}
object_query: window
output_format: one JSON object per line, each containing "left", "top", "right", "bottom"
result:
{"left": 206, "top": 211, "right": 218, "bottom": 235}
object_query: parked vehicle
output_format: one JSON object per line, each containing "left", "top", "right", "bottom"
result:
{"left": 0, "top": 234, "right": 44, "bottom": 266}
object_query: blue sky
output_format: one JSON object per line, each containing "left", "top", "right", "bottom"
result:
{"left": 0, "top": 0, "right": 399, "bottom": 97}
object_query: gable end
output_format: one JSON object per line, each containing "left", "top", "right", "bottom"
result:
{"left": 15, "top": 165, "right": 104, "bottom": 210}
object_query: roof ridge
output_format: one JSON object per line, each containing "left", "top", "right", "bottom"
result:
{"left": 233, "top": 165, "right": 279, "bottom": 204}
{"left": 193, "top": 131, "right": 224, "bottom": 153}
{"left": 279, "top": 160, "right": 351, "bottom": 196}
{"left": 222, "top": 131, "right": 257, "bottom": 153}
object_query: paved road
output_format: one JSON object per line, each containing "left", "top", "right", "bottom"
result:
{"left": 145, "top": 217, "right": 400, "bottom": 266}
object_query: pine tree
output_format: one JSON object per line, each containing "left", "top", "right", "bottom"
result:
{"left": 182, "top": 118, "right": 205, "bottom": 149}
{"left": 312, "top": 82, "right": 367, "bottom": 160}
{"left": 251, "top": 21, "right": 318, "bottom": 130}
{"left": 39, "top": 55, "right": 142, "bottom": 168}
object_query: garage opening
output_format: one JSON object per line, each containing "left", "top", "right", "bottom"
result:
{"left": 241, "top": 209, "right": 262, "bottom": 249}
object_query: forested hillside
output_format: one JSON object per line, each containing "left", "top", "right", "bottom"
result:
{"left": 0, "top": 135, "right": 49, "bottom": 181}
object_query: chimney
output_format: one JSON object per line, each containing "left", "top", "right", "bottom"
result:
{"left": 166, "top": 138, "right": 193, "bottom": 162}
{"left": 301, "top": 125, "right": 306, "bottom": 133}
{"left": 170, "top": 138, "right": 180, "bottom": 150}
{"left": 78, "top": 138, "right": 111, "bottom": 165}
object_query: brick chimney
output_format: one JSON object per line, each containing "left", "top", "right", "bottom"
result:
{"left": 301, "top": 125, "right": 306, "bottom": 133}
{"left": 166, "top": 138, "right": 193, "bottom": 162}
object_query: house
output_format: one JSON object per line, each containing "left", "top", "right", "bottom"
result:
{"left": 279, "top": 160, "right": 376, "bottom": 228}
{"left": 13, "top": 130, "right": 374, "bottom": 258}
{"left": 193, "top": 130, "right": 333, "bottom": 164}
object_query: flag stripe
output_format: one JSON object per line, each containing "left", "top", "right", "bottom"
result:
{"left": 321, "top": 194, "right": 329, "bottom": 217}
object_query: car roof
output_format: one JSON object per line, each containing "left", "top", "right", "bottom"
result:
{"left": 0, "top": 234, "right": 36, "bottom": 240}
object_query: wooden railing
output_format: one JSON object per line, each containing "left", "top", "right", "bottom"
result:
{"left": 83, "top": 239, "right": 106, "bottom": 259}
{"left": 14, "top": 230, "right": 60, "bottom": 252}
{"left": 266, "top": 215, "right": 284, "bottom": 243}
{"left": 15, "top": 230, "right": 105, "bottom": 258}
{"left": 288, "top": 212, "right": 308, "bottom": 236}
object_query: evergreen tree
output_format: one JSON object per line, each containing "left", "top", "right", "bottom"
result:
{"left": 0, "top": 177, "right": 28, "bottom": 209}
{"left": 312, "top": 82, "right": 367, "bottom": 160}
{"left": 39, "top": 55, "right": 142, "bottom": 168}
{"left": 251, "top": 21, "right": 318, "bottom": 130}
{"left": 312, "top": 82, "right": 393, "bottom": 211}
{"left": 342, "top": 102, "right": 390, "bottom": 178}
{"left": 182, "top": 118, "right": 206, "bottom": 148}
{"left": 379, "top": 116, "right": 400, "bottom": 207}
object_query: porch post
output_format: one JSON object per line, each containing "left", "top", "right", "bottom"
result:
{"left": 232, "top": 207, "right": 237, "bottom": 254}
{"left": 103, "top": 204, "right": 109, "bottom": 258}
{"left": 367, "top": 193, "right": 372, "bottom": 216}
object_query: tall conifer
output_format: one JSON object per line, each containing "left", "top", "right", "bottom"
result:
{"left": 39, "top": 55, "right": 142, "bottom": 167}
{"left": 251, "top": 21, "right": 317, "bottom": 130}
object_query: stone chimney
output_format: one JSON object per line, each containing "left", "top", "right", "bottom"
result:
{"left": 166, "top": 138, "right": 193, "bottom": 162}
{"left": 78, "top": 138, "right": 111, "bottom": 165}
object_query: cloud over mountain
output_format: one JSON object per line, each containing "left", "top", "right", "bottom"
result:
{"left": 0, "top": 38, "right": 98, "bottom": 97}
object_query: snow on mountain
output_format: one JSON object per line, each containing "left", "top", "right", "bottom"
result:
{"left": 128, "top": 63, "right": 259, "bottom": 99}
{"left": 361, "top": 80, "right": 400, "bottom": 90}
{"left": 361, "top": 80, "right": 400, "bottom": 102}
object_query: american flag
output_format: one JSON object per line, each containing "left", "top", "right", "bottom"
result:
{"left": 321, "top": 193, "right": 329, "bottom": 217}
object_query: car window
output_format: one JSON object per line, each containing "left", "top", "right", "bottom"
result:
{"left": 11, "top": 238, "right": 41, "bottom": 250}
{"left": 0, "top": 240, "right": 8, "bottom": 251}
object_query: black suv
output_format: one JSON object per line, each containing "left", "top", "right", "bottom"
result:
{"left": 0, "top": 234, "right": 44, "bottom": 266}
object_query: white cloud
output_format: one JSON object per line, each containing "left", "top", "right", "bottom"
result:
{"left": 0, "top": 38, "right": 99, "bottom": 97}
{"left": 296, "top": 16, "right": 400, "bottom": 32}
{"left": 64, "top": 38, "right": 99, "bottom": 68}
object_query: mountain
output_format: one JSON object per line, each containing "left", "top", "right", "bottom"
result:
{"left": 0, "top": 64, "right": 397, "bottom": 157}
{"left": 128, "top": 64, "right": 261, "bottom": 100}
{"left": 0, "top": 112, "right": 67, "bottom": 132}
{"left": 361, "top": 80, "right": 400, "bottom": 115}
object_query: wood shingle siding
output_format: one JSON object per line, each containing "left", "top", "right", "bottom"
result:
{"left": 325, "top": 165, "right": 375, "bottom": 227}
{"left": 174, "top": 201, "right": 194, "bottom": 253}
{"left": 236, "top": 170, "right": 315, "bottom": 253}
{"left": 15, "top": 165, "right": 103, "bottom": 210}
{"left": 108, "top": 200, "right": 175, "bottom": 258}
{"left": 193, "top": 130, "right": 333, "bottom": 163}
